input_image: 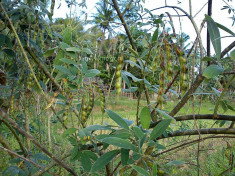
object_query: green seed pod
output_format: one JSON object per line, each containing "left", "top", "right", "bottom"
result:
{"left": 158, "top": 51, "right": 165, "bottom": 109}
{"left": 116, "top": 70, "right": 121, "bottom": 77}
{"left": 86, "top": 89, "right": 94, "bottom": 118}
{"left": 93, "top": 83, "right": 106, "bottom": 114}
{"left": 164, "top": 38, "right": 173, "bottom": 82}
{"left": 115, "top": 55, "right": 123, "bottom": 98}
{"left": 33, "top": 25, "right": 38, "bottom": 41}
{"left": 81, "top": 96, "right": 87, "bottom": 127}
{"left": 173, "top": 44, "right": 188, "bottom": 96}
{"left": 39, "top": 28, "right": 44, "bottom": 48}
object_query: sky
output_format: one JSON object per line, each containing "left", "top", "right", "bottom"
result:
{"left": 53, "top": 0, "right": 235, "bottom": 54}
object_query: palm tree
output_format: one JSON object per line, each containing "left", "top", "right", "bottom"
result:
{"left": 92, "top": 0, "right": 116, "bottom": 38}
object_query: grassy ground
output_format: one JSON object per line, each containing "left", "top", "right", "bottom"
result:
{"left": 1, "top": 95, "right": 234, "bottom": 175}
{"left": 83, "top": 96, "right": 235, "bottom": 176}
{"left": 86, "top": 96, "right": 235, "bottom": 127}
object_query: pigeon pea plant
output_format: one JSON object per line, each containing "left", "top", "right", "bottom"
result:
{"left": 0, "top": 0, "right": 235, "bottom": 176}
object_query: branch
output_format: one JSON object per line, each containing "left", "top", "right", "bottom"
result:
{"left": 169, "top": 74, "right": 205, "bottom": 117}
{"left": 1, "top": 119, "right": 27, "bottom": 157}
{"left": 157, "top": 128, "right": 235, "bottom": 139}
{"left": 0, "top": 2, "right": 68, "bottom": 129}
{"left": 168, "top": 41, "right": 235, "bottom": 117}
{"left": 0, "top": 131, "right": 14, "bottom": 158}
{"left": 153, "top": 135, "right": 235, "bottom": 157}
{"left": 165, "top": 12, "right": 176, "bottom": 37}
{"left": 25, "top": 48, "right": 81, "bottom": 126}
{"left": 148, "top": 6, "right": 204, "bottom": 64}
{"left": 0, "top": 146, "right": 57, "bottom": 176}
{"left": 221, "top": 40, "right": 235, "bottom": 58}
{"left": 121, "top": 0, "right": 133, "bottom": 16}
{"left": 0, "top": 110, "right": 78, "bottom": 176}
{"left": 32, "top": 153, "right": 70, "bottom": 176}
{"left": 150, "top": 114, "right": 235, "bottom": 128}
{"left": 112, "top": 0, "right": 136, "bottom": 51}
{"left": 207, "top": 0, "right": 213, "bottom": 60}
{"left": 151, "top": 70, "right": 180, "bottom": 120}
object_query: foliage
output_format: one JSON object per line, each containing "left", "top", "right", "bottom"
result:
{"left": 0, "top": 0, "right": 235, "bottom": 175}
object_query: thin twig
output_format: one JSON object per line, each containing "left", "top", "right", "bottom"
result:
{"left": 1, "top": 119, "right": 27, "bottom": 157}
{"left": 150, "top": 114, "right": 235, "bottom": 128}
{"left": 153, "top": 135, "right": 235, "bottom": 157}
{"left": 0, "top": 110, "right": 78, "bottom": 176}
{"left": 0, "top": 146, "right": 57, "bottom": 176}
{"left": 214, "top": 75, "right": 235, "bottom": 117}
{"left": 157, "top": 128, "right": 235, "bottom": 140}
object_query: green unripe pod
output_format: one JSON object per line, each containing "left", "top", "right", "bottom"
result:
{"left": 93, "top": 83, "right": 106, "bottom": 114}
{"left": 116, "top": 70, "right": 121, "bottom": 77}
{"left": 117, "top": 65, "right": 122, "bottom": 71}
{"left": 115, "top": 55, "right": 123, "bottom": 98}
{"left": 115, "top": 82, "right": 121, "bottom": 89}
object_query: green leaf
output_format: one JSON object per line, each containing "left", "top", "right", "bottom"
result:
{"left": 152, "top": 28, "right": 159, "bottom": 43}
{"left": 43, "top": 48, "right": 56, "bottom": 57}
{"left": 0, "top": 34, "right": 5, "bottom": 47}
{"left": 91, "top": 150, "right": 119, "bottom": 172}
{"left": 81, "top": 60, "right": 88, "bottom": 73}
{"left": 156, "top": 109, "right": 176, "bottom": 122}
{"left": 230, "top": 49, "right": 235, "bottom": 60}
{"left": 83, "top": 48, "right": 93, "bottom": 54}
{"left": 3, "top": 49, "right": 15, "bottom": 58}
{"left": 63, "top": 27, "right": 72, "bottom": 45}
{"left": 66, "top": 47, "right": 81, "bottom": 52}
{"left": 139, "top": 133, "right": 147, "bottom": 149}
{"left": 83, "top": 150, "right": 98, "bottom": 161}
{"left": 62, "top": 128, "right": 77, "bottom": 138}
{"left": 60, "top": 58, "right": 78, "bottom": 68}
{"left": 111, "top": 130, "right": 131, "bottom": 139}
{"left": 202, "top": 56, "right": 214, "bottom": 62}
{"left": 220, "top": 100, "right": 228, "bottom": 113}
{"left": 81, "top": 152, "right": 92, "bottom": 172}
{"left": 121, "top": 148, "right": 129, "bottom": 166}
{"left": 156, "top": 144, "right": 166, "bottom": 149}
{"left": 32, "top": 153, "right": 51, "bottom": 161}
{"left": 122, "top": 71, "right": 142, "bottom": 82}
{"left": 132, "top": 165, "right": 150, "bottom": 176}
{"left": 150, "top": 119, "right": 171, "bottom": 140}
{"left": 140, "top": 49, "right": 149, "bottom": 59}
{"left": 54, "top": 50, "right": 64, "bottom": 65}
{"left": 205, "top": 15, "right": 221, "bottom": 59}
{"left": 140, "top": 107, "right": 151, "bottom": 129}
{"left": 85, "top": 69, "right": 100, "bottom": 78}
{"left": 127, "top": 46, "right": 139, "bottom": 57}
{"left": 54, "top": 65, "right": 73, "bottom": 76}
{"left": 84, "top": 125, "right": 111, "bottom": 132}
{"left": 102, "top": 137, "right": 136, "bottom": 150}
{"left": 122, "top": 71, "right": 131, "bottom": 88}
{"left": 70, "top": 146, "right": 79, "bottom": 160}
{"left": 124, "top": 60, "right": 142, "bottom": 69}
{"left": 227, "top": 103, "right": 235, "bottom": 111}
{"left": 132, "top": 126, "right": 144, "bottom": 139}
{"left": 203, "top": 64, "right": 224, "bottom": 79}
{"left": 3, "top": 166, "right": 20, "bottom": 176}
{"left": 60, "top": 42, "right": 71, "bottom": 50}
{"left": 152, "top": 163, "right": 157, "bottom": 176}
{"left": 166, "top": 160, "right": 186, "bottom": 166}
{"left": 106, "top": 110, "right": 129, "bottom": 130}
{"left": 215, "top": 22, "right": 235, "bottom": 36}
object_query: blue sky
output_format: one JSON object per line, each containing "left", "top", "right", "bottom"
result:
{"left": 53, "top": 0, "right": 235, "bottom": 53}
